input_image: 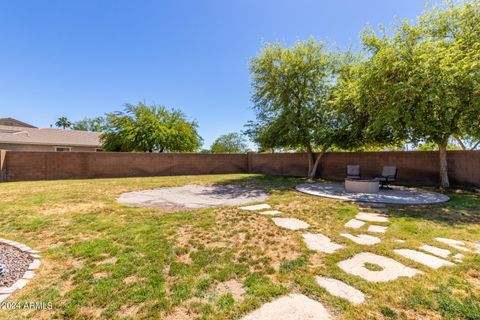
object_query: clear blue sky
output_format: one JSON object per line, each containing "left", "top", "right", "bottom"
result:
{"left": 0, "top": 0, "right": 437, "bottom": 149}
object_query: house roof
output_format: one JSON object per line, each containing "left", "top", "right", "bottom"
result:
{"left": 0, "top": 125, "right": 102, "bottom": 147}
{"left": 0, "top": 118, "right": 37, "bottom": 128}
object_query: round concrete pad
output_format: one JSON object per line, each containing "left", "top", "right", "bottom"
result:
{"left": 296, "top": 183, "right": 449, "bottom": 205}
{"left": 117, "top": 185, "right": 268, "bottom": 210}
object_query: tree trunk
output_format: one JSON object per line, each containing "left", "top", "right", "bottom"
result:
{"left": 308, "top": 152, "right": 324, "bottom": 180}
{"left": 306, "top": 144, "right": 324, "bottom": 180}
{"left": 438, "top": 140, "right": 450, "bottom": 189}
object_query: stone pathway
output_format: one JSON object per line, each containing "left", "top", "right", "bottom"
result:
{"left": 340, "top": 233, "right": 381, "bottom": 246}
{"left": 240, "top": 203, "right": 271, "bottom": 211}
{"left": 242, "top": 294, "right": 332, "bottom": 320}
{"left": 344, "top": 219, "right": 365, "bottom": 229}
{"left": 367, "top": 225, "right": 387, "bottom": 233}
{"left": 315, "top": 276, "right": 365, "bottom": 305}
{"left": 258, "top": 210, "right": 282, "bottom": 215}
{"left": 239, "top": 201, "right": 475, "bottom": 317}
{"left": 338, "top": 252, "right": 422, "bottom": 282}
{"left": 420, "top": 244, "right": 451, "bottom": 258}
{"left": 272, "top": 218, "right": 310, "bottom": 230}
{"left": 394, "top": 249, "right": 454, "bottom": 269}
{"left": 302, "top": 233, "right": 343, "bottom": 254}
{"left": 355, "top": 212, "right": 389, "bottom": 223}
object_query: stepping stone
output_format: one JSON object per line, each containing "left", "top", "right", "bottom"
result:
{"left": 240, "top": 204, "right": 271, "bottom": 211}
{"left": 355, "top": 202, "right": 386, "bottom": 208}
{"left": 367, "top": 225, "right": 388, "bottom": 233}
{"left": 420, "top": 245, "right": 451, "bottom": 258}
{"left": 434, "top": 237, "right": 471, "bottom": 252}
{"left": 344, "top": 219, "right": 365, "bottom": 229}
{"left": 453, "top": 253, "right": 464, "bottom": 262}
{"left": 338, "top": 252, "right": 421, "bottom": 282}
{"left": 394, "top": 249, "right": 454, "bottom": 269}
{"left": 302, "top": 233, "right": 343, "bottom": 254}
{"left": 315, "top": 276, "right": 365, "bottom": 305}
{"left": 242, "top": 293, "right": 332, "bottom": 320}
{"left": 272, "top": 218, "right": 310, "bottom": 230}
{"left": 356, "top": 212, "right": 389, "bottom": 223}
{"left": 259, "top": 210, "right": 282, "bottom": 215}
{"left": 395, "top": 239, "right": 406, "bottom": 243}
{"left": 340, "top": 233, "right": 381, "bottom": 246}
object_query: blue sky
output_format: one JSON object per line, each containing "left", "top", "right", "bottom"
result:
{"left": 0, "top": 0, "right": 437, "bottom": 148}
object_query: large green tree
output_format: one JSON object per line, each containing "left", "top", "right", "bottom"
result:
{"left": 337, "top": 0, "right": 480, "bottom": 188}
{"left": 72, "top": 117, "right": 106, "bottom": 132}
{"left": 210, "top": 132, "right": 248, "bottom": 153}
{"left": 246, "top": 39, "right": 343, "bottom": 179}
{"left": 101, "top": 103, "right": 202, "bottom": 152}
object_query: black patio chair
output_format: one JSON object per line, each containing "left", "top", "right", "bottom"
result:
{"left": 346, "top": 165, "right": 361, "bottom": 180}
{"left": 375, "top": 166, "right": 398, "bottom": 189}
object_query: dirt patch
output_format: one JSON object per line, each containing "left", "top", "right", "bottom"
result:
{"left": 116, "top": 304, "right": 142, "bottom": 318}
{"left": 216, "top": 279, "right": 245, "bottom": 300}
{"left": 93, "top": 271, "right": 109, "bottom": 279}
{"left": 95, "top": 257, "right": 117, "bottom": 265}
{"left": 466, "top": 269, "right": 480, "bottom": 288}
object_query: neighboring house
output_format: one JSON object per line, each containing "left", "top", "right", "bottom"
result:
{"left": 0, "top": 118, "right": 102, "bottom": 152}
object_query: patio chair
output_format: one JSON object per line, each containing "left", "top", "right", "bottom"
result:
{"left": 375, "top": 166, "right": 398, "bottom": 189}
{"left": 346, "top": 165, "right": 361, "bottom": 180}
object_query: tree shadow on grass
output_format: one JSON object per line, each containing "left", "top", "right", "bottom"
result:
{"left": 387, "top": 191, "right": 480, "bottom": 225}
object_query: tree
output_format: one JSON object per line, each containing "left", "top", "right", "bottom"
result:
{"left": 246, "top": 39, "right": 343, "bottom": 179}
{"left": 339, "top": 0, "right": 480, "bottom": 188}
{"left": 55, "top": 116, "right": 72, "bottom": 129}
{"left": 210, "top": 133, "right": 248, "bottom": 153}
{"left": 101, "top": 103, "right": 202, "bottom": 152}
{"left": 72, "top": 117, "right": 106, "bottom": 132}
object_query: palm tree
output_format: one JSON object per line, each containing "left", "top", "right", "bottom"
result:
{"left": 55, "top": 116, "right": 72, "bottom": 129}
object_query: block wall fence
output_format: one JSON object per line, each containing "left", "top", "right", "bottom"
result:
{"left": 0, "top": 150, "right": 478, "bottom": 187}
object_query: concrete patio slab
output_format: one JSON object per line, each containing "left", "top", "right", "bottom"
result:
{"left": 302, "top": 233, "right": 343, "bottom": 254}
{"left": 296, "top": 183, "right": 449, "bottom": 205}
{"left": 338, "top": 252, "right": 421, "bottom": 282}
{"left": 420, "top": 245, "right": 451, "bottom": 258}
{"left": 340, "top": 233, "right": 381, "bottom": 246}
{"left": 118, "top": 185, "right": 268, "bottom": 210}
{"left": 355, "top": 212, "right": 389, "bottom": 223}
{"left": 344, "top": 219, "right": 365, "bottom": 229}
{"left": 394, "top": 249, "right": 454, "bottom": 269}
{"left": 272, "top": 218, "right": 310, "bottom": 230}
{"left": 242, "top": 293, "right": 332, "bottom": 320}
{"left": 315, "top": 276, "right": 365, "bottom": 305}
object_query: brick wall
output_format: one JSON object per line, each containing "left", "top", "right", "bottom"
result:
{"left": 1, "top": 150, "right": 479, "bottom": 187}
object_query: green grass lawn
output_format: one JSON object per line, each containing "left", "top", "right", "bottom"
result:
{"left": 0, "top": 174, "right": 479, "bottom": 319}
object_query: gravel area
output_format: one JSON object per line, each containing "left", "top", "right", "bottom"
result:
{"left": 0, "top": 244, "right": 33, "bottom": 287}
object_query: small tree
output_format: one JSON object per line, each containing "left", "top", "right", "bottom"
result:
{"left": 55, "top": 116, "right": 72, "bottom": 129}
{"left": 340, "top": 0, "right": 480, "bottom": 188}
{"left": 72, "top": 117, "right": 106, "bottom": 132}
{"left": 101, "top": 103, "right": 202, "bottom": 152}
{"left": 246, "top": 39, "right": 341, "bottom": 179}
{"left": 210, "top": 133, "right": 248, "bottom": 153}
